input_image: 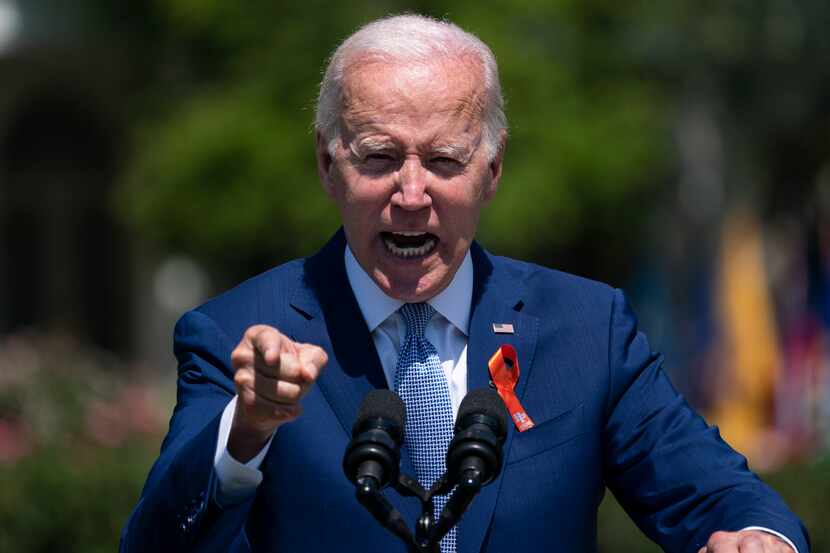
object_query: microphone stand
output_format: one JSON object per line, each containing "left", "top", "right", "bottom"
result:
{"left": 427, "top": 459, "right": 485, "bottom": 544}
{"left": 354, "top": 474, "right": 416, "bottom": 548}
{"left": 395, "top": 473, "right": 439, "bottom": 553}
{"left": 355, "top": 464, "right": 486, "bottom": 553}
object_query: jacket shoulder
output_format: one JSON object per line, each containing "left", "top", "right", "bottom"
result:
{"left": 183, "top": 258, "right": 305, "bottom": 342}
{"left": 489, "top": 253, "right": 618, "bottom": 317}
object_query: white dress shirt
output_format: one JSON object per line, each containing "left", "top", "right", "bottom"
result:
{"left": 343, "top": 245, "right": 472, "bottom": 416}
{"left": 209, "top": 247, "right": 797, "bottom": 552}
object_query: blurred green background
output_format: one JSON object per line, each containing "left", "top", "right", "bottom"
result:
{"left": 1, "top": 0, "right": 829, "bottom": 551}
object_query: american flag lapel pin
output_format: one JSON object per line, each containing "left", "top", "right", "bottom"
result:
{"left": 492, "top": 323, "right": 514, "bottom": 334}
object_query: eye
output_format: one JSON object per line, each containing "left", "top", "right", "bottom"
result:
{"left": 429, "top": 156, "right": 464, "bottom": 174}
{"left": 432, "top": 156, "right": 458, "bottom": 165}
{"left": 365, "top": 153, "right": 395, "bottom": 162}
{"left": 361, "top": 149, "right": 399, "bottom": 164}
{"left": 359, "top": 151, "right": 398, "bottom": 174}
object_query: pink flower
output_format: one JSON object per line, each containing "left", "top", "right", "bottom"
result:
{"left": 0, "top": 419, "right": 33, "bottom": 463}
{"left": 84, "top": 384, "right": 166, "bottom": 447}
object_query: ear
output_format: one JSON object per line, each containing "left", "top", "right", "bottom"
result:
{"left": 483, "top": 130, "right": 507, "bottom": 202}
{"left": 315, "top": 131, "right": 336, "bottom": 198}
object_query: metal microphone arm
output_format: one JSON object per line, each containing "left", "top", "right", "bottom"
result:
{"left": 428, "top": 460, "right": 485, "bottom": 544}
{"left": 354, "top": 474, "right": 417, "bottom": 550}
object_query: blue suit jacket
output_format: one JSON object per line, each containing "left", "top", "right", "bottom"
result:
{"left": 121, "top": 230, "right": 809, "bottom": 553}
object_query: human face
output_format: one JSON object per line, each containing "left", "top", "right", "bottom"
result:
{"left": 316, "top": 57, "right": 504, "bottom": 302}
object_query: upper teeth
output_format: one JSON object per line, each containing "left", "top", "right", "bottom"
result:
{"left": 394, "top": 231, "right": 426, "bottom": 237}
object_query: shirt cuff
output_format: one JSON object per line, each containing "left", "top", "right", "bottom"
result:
{"left": 213, "top": 395, "right": 276, "bottom": 506}
{"left": 739, "top": 526, "right": 798, "bottom": 553}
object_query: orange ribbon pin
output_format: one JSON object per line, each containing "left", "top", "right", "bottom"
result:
{"left": 488, "top": 344, "right": 534, "bottom": 432}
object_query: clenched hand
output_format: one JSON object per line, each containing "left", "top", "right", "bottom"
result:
{"left": 699, "top": 530, "right": 794, "bottom": 553}
{"left": 228, "top": 325, "right": 328, "bottom": 462}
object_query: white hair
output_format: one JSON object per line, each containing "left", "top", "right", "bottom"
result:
{"left": 314, "top": 14, "right": 507, "bottom": 161}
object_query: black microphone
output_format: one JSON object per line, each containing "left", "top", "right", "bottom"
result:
{"left": 343, "top": 390, "right": 414, "bottom": 546}
{"left": 343, "top": 389, "right": 406, "bottom": 490}
{"left": 446, "top": 388, "right": 508, "bottom": 485}
{"left": 430, "top": 388, "right": 509, "bottom": 543}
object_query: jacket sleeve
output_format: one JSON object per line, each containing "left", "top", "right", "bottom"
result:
{"left": 120, "top": 309, "right": 254, "bottom": 553}
{"left": 602, "top": 289, "right": 810, "bottom": 553}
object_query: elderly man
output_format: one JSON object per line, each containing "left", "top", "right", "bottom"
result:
{"left": 121, "top": 14, "right": 808, "bottom": 553}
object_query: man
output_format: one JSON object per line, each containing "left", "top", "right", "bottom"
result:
{"left": 121, "top": 15, "right": 809, "bottom": 553}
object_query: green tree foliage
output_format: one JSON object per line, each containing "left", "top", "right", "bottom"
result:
{"left": 111, "top": 0, "right": 830, "bottom": 282}
{"left": 113, "top": 0, "right": 670, "bottom": 278}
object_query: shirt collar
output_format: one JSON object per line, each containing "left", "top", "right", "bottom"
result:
{"left": 344, "top": 245, "right": 473, "bottom": 336}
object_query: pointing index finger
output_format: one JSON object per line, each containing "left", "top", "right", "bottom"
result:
{"left": 297, "top": 344, "right": 328, "bottom": 382}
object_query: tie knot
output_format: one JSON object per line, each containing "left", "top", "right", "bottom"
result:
{"left": 399, "top": 303, "right": 435, "bottom": 339}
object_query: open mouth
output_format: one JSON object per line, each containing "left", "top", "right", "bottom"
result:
{"left": 381, "top": 231, "right": 438, "bottom": 258}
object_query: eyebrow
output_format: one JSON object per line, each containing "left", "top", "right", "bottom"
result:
{"left": 349, "top": 137, "right": 396, "bottom": 158}
{"left": 349, "top": 136, "right": 475, "bottom": 161}
{"left": 432, "top": 143, "right": 471, "bottom": 160}
{"left": 429, "top": 141, "right": 479, "bottom": 166}
{"left": 354, "top": 136, "right": 394, "bottom": 150}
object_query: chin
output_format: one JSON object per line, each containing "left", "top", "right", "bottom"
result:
{"left": 378, "top": 270, "right": 448, "bottom": 302}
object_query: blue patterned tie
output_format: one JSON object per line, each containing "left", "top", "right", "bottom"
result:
{"left": 394, "top": 303, "right": 456, "bottom": 553}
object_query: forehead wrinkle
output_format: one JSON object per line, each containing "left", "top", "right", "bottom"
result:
{"left": 339, "top": 56, "right": 487, "bottom": 156}
{"left": 343, "top": 113, "right": 481, "bottom": 157}
{"left": 342, "top": 63, "right": 420, "bottom": 120}
{"left": 452, "top": 91, "right": 485, "bottom": 120}
{"left": 344, "top": 57, "right": 484, "bottom": 113}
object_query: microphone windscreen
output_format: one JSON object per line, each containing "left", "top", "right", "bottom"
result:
{"left": 457, "top": 388, "right": 508, "bottom": 436}
{"left": 354, "top": 389, "right": 406, "bottom": 441}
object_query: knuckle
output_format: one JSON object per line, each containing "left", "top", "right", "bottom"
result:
{"left": 281, "top": 388, "right": 300, "bottom": 403}
{"left": 230, "top": 346, "right": 251, "bottom": 367}
{"left": 710, "top": 531, "right": 730, "bottom": 542}
{"left": 248, "top": 325, "right": 282, "bottom": 346}
{"left": 280, "top": 352, "right": 300, "bottom": 371}
{"left": 234, "top": 370, "right": 253, "bottom": 389}
{"left": 244, "top": 324, "right": 265, "bottom": 339}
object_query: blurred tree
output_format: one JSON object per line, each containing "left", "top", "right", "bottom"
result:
{"left": 105, "top": 0, "right": 829, "bottom": 285}
{"left": 108, "top": 0, "right": 670, "bottom": 282}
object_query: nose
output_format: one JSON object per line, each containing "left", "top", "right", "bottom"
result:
{"left": 391, "top": 157, "right": 432, "bottom": 211}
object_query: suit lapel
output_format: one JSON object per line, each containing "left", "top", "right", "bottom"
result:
{"left": 459, "top": 244, "right": 539, "bottom": 553}
{"left": 287, "top": 230, "right": 419, "bottom": 519}
{"left": 289, "top": 230, "right": 386, "bottom": 432}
